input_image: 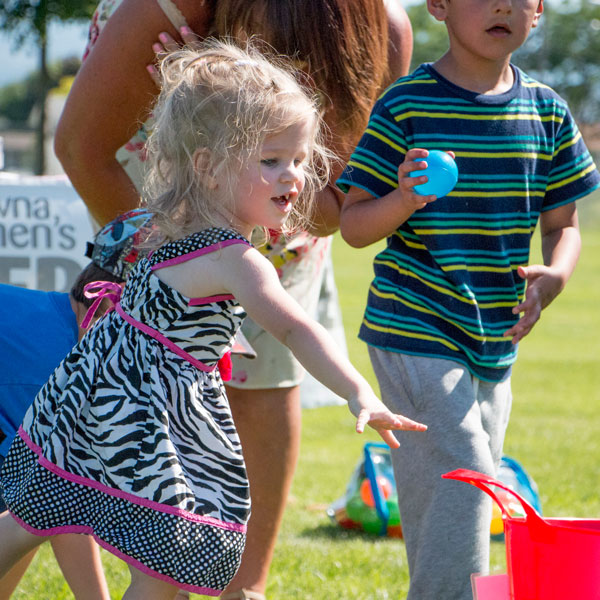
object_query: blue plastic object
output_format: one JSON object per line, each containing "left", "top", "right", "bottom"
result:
{"left": 327, "top": 441, "right": 402, "bottom": 537}
{"left": 489, "top": 455, "right": 543, "bottom": 541}
{"left": 410, "top": 150, "right": 458, "bottom": 198}
{"left": 363, "top": 442, "right": 391, "bottom": 535}
{"left": 328, "top": 445, "right": 541, "bottom": 542}
{"left": 497, "top": 455, "right": 542, "bottom": 514}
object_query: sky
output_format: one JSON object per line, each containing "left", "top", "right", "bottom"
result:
{"left": 0, "top": 20, "right": 90, "bottom": 87}
{"left": 0, "top": 0, "right": 569, "bottom": 88}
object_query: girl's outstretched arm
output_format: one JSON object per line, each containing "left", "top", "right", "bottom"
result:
{"left": 219, "top": 245, "right": 427, "bottom": 447}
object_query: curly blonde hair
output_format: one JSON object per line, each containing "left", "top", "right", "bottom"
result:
{"left": 143, "top": 38, "right": 331, "bottom": 242}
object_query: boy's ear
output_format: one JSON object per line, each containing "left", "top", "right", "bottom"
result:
{"left": 427, "top": 0, "right": 449, "bottom": 22}
{"left": 193, "top": 148, "right": 217, "bottom": 190}
{"left": 532, "top": 0, "right": 544, "bottom": 28}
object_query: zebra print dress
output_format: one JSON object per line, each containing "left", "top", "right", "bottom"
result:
{"left": 1, "top": 227, "right": 252, "bottom": 596}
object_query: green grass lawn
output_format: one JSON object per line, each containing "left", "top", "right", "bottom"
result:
{"left": 12, "top": 191, "right": 600, "bottom": 598}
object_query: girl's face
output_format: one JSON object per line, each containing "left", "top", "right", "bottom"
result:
{"left": 225, "top": 119, "right": 313, "bottom": 238}
{"left": 429, "top": 0, "right": 543, "bottom": 64}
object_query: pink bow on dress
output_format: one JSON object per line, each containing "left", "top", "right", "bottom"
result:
{"left": 81, "top": 281, "right": 124, "bottom": 330}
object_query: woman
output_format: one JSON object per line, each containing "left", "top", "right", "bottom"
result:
{"left": 54, "top": 2, "right": 413, "bottom": 598}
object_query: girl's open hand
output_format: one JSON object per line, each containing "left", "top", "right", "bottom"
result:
{"left": 348, "top": 392, "right": 427, "bottom": 449}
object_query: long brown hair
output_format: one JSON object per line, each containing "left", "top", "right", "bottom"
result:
{"left": 211, "top": 0, "right": 389, "bottom": 141}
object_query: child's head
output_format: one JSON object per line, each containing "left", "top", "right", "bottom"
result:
{"left": 427, "top": 0, "right": 543, "bottom": 63}
{"left": 144, "top": 39, "right": 330, "bottom": 241}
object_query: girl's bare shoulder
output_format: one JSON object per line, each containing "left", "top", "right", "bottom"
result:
{"left": 152, "top": 237, "right": 267, "bottom": 299}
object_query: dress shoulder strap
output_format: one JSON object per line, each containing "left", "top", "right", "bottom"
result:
{"left": 156, "top": 0, "right": 189, "bottom": 31}
{"left": 150, "top": 228, "right": 251, "bottom": 269}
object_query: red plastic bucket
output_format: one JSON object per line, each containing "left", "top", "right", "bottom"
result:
{"left": 443, "top": 469, "right": 600, "bottom": 600}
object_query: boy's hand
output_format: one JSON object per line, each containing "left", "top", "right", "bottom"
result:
{"left": 348, "top": 392, "right": 427, "bottom": 449}
{"left": 503, "top": 264, "right": 563, "bottom": 344}
{"left": 340, "top": 148, "right": 455, "bottom": 248}
{"left": 396, "top": 148, "right": 442, "bottom": 212}
{"left": 397, "top": 148, "right": 437, "bottom": 211}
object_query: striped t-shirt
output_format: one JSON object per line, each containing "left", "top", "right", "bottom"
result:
{"left": 337, "top": 64, "right": 600, "bottom": 382}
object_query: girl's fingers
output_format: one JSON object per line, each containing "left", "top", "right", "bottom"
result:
{"left": 355, "top": 410, "right": 401, "bottom": 448}
{"left": 396, "top": 415, "right": 428, "bottom": 431}
{"left": 378, "top": 428, "right": 400, "bottom": 449}
{"left": 367, "top": 412, "right": 427, "bottom": 432}
{"left": 356, "top": 409, "right": 427, "bottom": 440}
{"left": 355, "top": 408, "right": 369, "bottom": 434}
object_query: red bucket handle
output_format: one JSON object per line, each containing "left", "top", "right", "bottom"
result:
{"left": 443, "top": 469, "right": 547, "bottom": 534}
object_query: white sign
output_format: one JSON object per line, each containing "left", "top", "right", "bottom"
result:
{"left": 0, "top": 173, "right": 94, "bottom": 291}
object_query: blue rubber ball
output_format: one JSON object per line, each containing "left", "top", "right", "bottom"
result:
{"left": 410, "top": 150, "right": 458, "bottom": 198}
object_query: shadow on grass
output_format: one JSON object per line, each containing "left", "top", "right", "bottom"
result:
{"left": 300, "top": 522, "right": 509, "bottom": 548}
{"left": 299, "top": 522, "right": 403, "bottom": 543}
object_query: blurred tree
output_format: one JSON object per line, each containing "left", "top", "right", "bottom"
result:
{"left": 0, "top": 75, "right": 38, "bottom": 127}
{"left": 0, "top": 55, "right": 82, "bottom": 125}
{"left": 406, "top": 2, "right": 448, "bottom": 72}
{"left": 406, "top": 0, "right": 600, "bottom": 125}
{"left": 0, "top": 0, "right": 95, "bottom": 174}
{"left": 512, "top": 0, "right": 600, "bottom": 125}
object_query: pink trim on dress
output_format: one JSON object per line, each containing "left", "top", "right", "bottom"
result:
{"left": 18, "top": 427, "right": 246, "bottom": 534}
{"left": 151, "top": 238, "right": 249, "bottom": 270}
{"left": 8, "top": 512, "right": 221, "bottom": 596}
{"left": 114, "top": 303, "right": 216, "bottom": 373}
{"left": 189, "top": 294, "right": 235, "bottom": 305}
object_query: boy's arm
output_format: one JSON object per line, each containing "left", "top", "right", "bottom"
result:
{"left": 504, "top": 202, "right": 581, "bottom": 344}
{"left": 339, "top": 148, "right": 438, "bottom": 248}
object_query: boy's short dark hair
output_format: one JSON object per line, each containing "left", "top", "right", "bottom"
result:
{"left": 69, "top": 262, "right": 124, "bottom": 309}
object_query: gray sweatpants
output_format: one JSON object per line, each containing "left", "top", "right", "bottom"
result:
{"left": 369, "top": 348, "right": 512, "bottom": 600}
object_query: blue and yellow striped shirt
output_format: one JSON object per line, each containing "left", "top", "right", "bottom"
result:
{"left": 337, "top": 64, "right": 600, "bottom": 381}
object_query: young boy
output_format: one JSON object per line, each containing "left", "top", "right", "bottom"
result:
{"left": 337, "top": 1, "right": 600, "bottom": 599}
{"left": 0, "top": 208, "right": 153, "bottom": 599}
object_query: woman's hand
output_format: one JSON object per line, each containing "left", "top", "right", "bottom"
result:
{"left": 147, "top": 28, "right": 200, "bottom": 85}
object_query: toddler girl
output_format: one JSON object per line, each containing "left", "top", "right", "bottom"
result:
{"left": 0, "top": 40, "right": 425, "bottom": 599}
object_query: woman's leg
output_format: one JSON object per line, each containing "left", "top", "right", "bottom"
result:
{"left": 51, "top": 534, "right": 111, "bottom": 600}
{"left": 123, "top": 565, "right": 179, "bottom": 600}
{"left": 220, "top": 385, "right": 302, "bottom": 598}
{"left": 0, "top": 511, "right": 44, "bottom": 580}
